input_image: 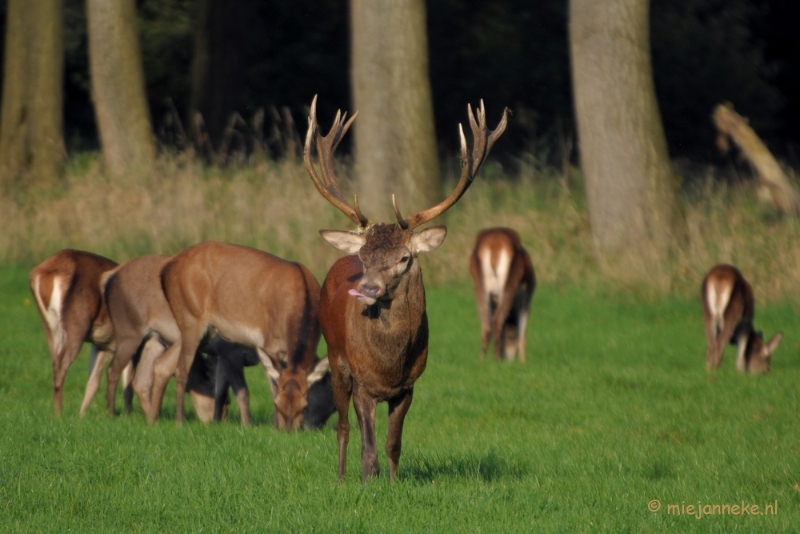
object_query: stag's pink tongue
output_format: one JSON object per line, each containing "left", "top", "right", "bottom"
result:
{"left": 349, "top": 289, "right": 367, "bottom": 299}
{"left": 348, "top": 289, "right": 374, "bottom": 304}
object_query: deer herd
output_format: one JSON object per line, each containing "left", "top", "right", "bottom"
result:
{"left": 26, "top": 97, "right": 783, "bottom": 483}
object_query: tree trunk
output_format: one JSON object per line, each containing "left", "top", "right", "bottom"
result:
{"left": 570, "top": 0, "right": 680, "bottom": 257}
{"left": 0, "top": 0, "right": 65, "bottom": 190}
{"left": 350, "top": 0, "right": 441, "bottom": 221}
{"left": 187, "top": 0, "right": 246, "bottom": 152}
{"left": 86, "top": 0, "right": 154, "bottom": 178}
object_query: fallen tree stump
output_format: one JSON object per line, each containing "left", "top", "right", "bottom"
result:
{"left": 712, "top": 103, "right": 800, "bottom": 215}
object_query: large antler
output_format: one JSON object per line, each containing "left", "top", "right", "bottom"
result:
{"left": 394, "top": 101, "right": 509, "bottom": 230}
{"left": 304, "top": 95, "right": 369, "bottom": 228}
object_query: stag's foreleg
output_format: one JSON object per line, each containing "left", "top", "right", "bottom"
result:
{"left": 353, "top": 383, "right": 379, "bottom": 481}
{"left": 331, "top": 355, "right": 353, "bottom": 481}
{"left": 386, "top": 388, "right": 413, "bottom": 482}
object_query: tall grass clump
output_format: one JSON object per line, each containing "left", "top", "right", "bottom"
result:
{"left": 1, "top": 151, "right": 799, "bottom": 301}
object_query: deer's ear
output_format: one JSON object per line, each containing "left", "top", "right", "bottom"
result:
{"left": 320, "top": 230, "right": 366, "bottom": 254}
{"left": 412, "top": 225, "right": 447, "bottom": 254}
{"left": 765, "top": 332, "right": 783, "bottom": 355}
{"left": 306, "top": 356, "right": 330, "bottom": 385}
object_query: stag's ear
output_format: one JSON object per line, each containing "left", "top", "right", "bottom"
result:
{"left": 306, "top": 356, "right": 330, "bottom": 385}
{"left": 412, "top": 225, "right": 447, "bottom": 254}
{"left": 320, "top": 230, "right": 366, "bottom": 254}
{"left": 765, "top": 332, "right": 783, "bottom": 355}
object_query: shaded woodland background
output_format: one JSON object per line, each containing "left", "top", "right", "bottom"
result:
{"left": 2, "top": 0, "right": 800, "bottom": 292}
{"left": 0, "top": 0, "right": 797, "bottom": 165}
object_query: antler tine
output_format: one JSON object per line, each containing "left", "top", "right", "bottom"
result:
{"left": 403, "top": 102, "right": 509, "bottom": 230}
{"left": 303, "top": 95, "right": 368, "bottom": 228}
{"left": 392, "top": 194, "right": 409, "bottom": 229}
{"left": 470, "top": 100, "right": 509, "bottom": 178}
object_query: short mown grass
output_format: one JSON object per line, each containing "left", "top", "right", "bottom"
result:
{"left": 1, "top": 264, "right": 798, "bottom": 532}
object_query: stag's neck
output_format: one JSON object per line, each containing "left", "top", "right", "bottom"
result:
{"left": 360, "top": 268, "right": 427, "bottom": 350}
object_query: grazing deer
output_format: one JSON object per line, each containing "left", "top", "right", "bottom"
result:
{"left": 98, "top": 254, "right": 267, "bottom": 424}
{"left": 147, "top": 337, "right": 334, "bottom": 426}
{"left": 304, "top": 95, "right": 508, "bottom": 481}
{"left": 144, "top": 335, "right": 260, "bottom": 423}
{"left": 157, "top": 241, "right": 329, "bottom": 430}
{"left": 29, "top": 249, "right": 131, "bottom": 415}
{"left": 303, "top": 370, "right": 336, "bottom": 430}
{"left": 701, "top": 264, "right": 782, "bottom": 373}
{"left": 469, "top": 227, "right": 535, "bottom": 362}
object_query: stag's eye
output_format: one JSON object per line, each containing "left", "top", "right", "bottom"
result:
{"left": 399, "top": 255, "right": 410, "bottom": 265}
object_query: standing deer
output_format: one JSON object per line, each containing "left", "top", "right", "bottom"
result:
{"left": 157, "top": 241, "right": 329, "bottom": 430}
{"left": 701, "top": 264, "right": 782, "bottom": 373}
{"left": 469, "top": 227, "right": 535, "bottom": 362}
{"left": 304, "top": 95, "right": 508, "bottom": 481}
{"left": 97, "top": 254, "right": 259, "bottom": 424}
{"left": 29, "top": 249, "right": 131, "bottom": 415}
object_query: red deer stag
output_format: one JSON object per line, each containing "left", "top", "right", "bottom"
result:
{"left": 701, "top": 264, "right": 782, "bottom": 373}
{"left": 469, "top": 228, "right": 535, "bottom": 362}
{"left": 304, "top": 95, "right": 508, "bottom": 481}
{"left": 29, "top": 249, "right": 133, "bottom": 415}
{"left": 157, "top": 241, "right": 329, "bottom": 430}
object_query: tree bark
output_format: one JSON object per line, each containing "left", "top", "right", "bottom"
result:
{"left": 187, "top": 0, "right": 246, "bottom": 152}
{"left": 86, "top": 0, "right": 154, "bottom": 178}
{"left": 350, "top": 0, "right": 441, "bottom": 222}
{"left": 570, "top": 0, "right": 680, "bottom": 256}
{"left": 0, "top": 0, "right": 65, "bottom": 189}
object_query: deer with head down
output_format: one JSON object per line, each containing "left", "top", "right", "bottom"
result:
{"left": 97, "top": 254, "right": 262, "bottom": 423}
{"left": 469, "top": 227, "right": 535, "bottom": 362}
{"left": 156, "top": 241, "right": 329, "bottom": 430}
{"left": 29, "top": 249, "right": 134, "bottom": 415}
{"left": 701, "top": 264, "right": 782, "bottom": 373}
{"left": 304, "top": 95, "right": 508, "bottom": 481}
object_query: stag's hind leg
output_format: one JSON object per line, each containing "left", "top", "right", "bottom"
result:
{"left": 386, "top": 388, "right": 413, "bottom": 482}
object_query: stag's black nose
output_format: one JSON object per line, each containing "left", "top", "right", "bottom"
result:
{"left": 359, "top": 284, "right": 383, "bottom": 299}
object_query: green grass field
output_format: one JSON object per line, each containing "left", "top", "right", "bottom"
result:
{"left": 1, "top": 265, "right": 798, "bottom": 532}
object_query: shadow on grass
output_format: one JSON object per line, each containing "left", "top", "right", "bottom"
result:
{"left": 403, "top": 449, "right": 528, "bottom": 483}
